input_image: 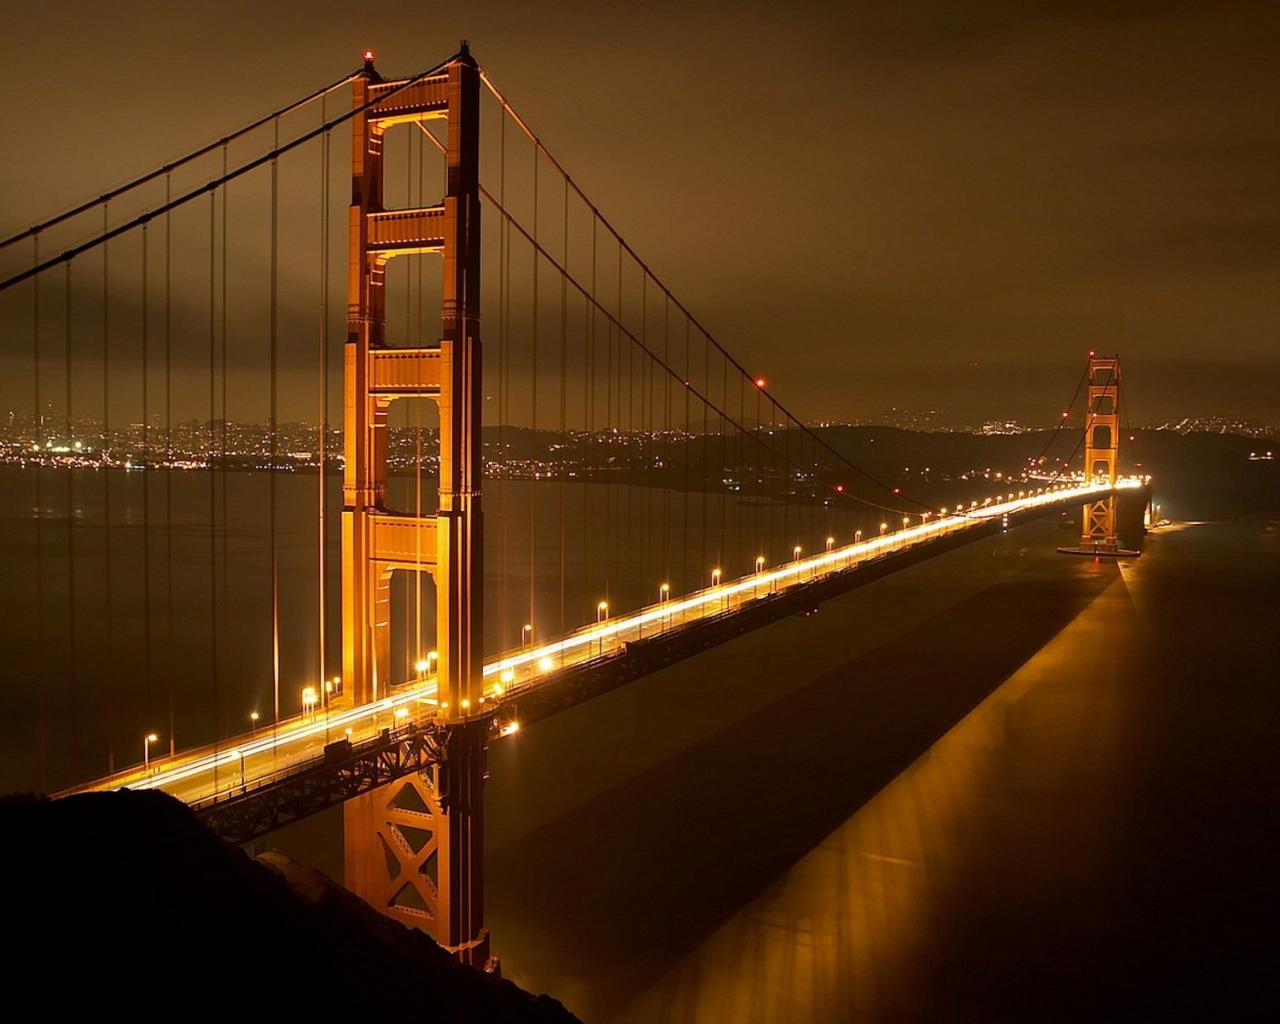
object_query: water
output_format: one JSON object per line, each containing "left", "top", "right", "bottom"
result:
{"left": 481, "top": 513, "right": 1278, "bottom": 1020}
{"left": 0, "top": 462, "right": 852, "bottom": 792}
{"left": 3, "top": 461, "right": 1274, "bottom": 1019}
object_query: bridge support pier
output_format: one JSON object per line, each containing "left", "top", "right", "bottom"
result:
{"left": 340, "top": 45, "right": 491, "bottom": 967}
{"left": 343, "top": 719, "right": 491, "bottom": 967}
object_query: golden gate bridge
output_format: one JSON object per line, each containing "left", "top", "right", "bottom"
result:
{"left": 0, "top": 43, "right": 1145, "bottom": 970}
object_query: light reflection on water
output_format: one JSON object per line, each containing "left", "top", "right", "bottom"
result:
{"left": 607, "top": 563, "right": 1138, "bottom": 1022}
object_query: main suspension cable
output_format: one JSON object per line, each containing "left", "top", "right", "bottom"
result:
{"left": 2, "top": 53, "right": 462, "bottom": 294}
{"left": 477, "top": 68, "right": 933, "bottom": 513}
{"left": 0, "top": 70, "right": 360, "bottom": 252}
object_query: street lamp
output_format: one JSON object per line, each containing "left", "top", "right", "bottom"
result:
{"left": 521, "top": 623, "right": 533, "bottom": 650}
{"left": 854, "top": 529, "right": 862, "bottom": 543}
{"left": 143, "top": 733, "right": 159, "bottom": 773}
{"left": 711, "top": 567, "right": 722, "bottom": 587}
{"left": 659, "top": 583, "right": 670, "bottom": 627}
{"left": 826, "top": 536, "right": 834, "bottom": 552}
{"left": 302, "top": 686, "right": 317, "bottom": 718}
{"left": 880, "top": 522, "right": 888, "bottom": 536}
{"left": 597, "top": 600, "right": 608, "bottom": 623}
{"left": 249, "top": 711, "right": 259, "bottom": 737}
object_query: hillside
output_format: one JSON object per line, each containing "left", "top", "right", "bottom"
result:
{"left": 0, "top": 790, "right": 580, "bottom": 1021}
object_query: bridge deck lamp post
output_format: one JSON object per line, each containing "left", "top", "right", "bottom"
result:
{"left": 755, "top": 555, "right": 765, "bottom": 597}
{"left": 659, "top": 583, "right": 670, "bottom": 627}
{"left": 522, "top": 623, "right": 533, "bottom": 651}
{"left": 143, "top": 733, "right": 158, "bottom": 774}
{"left": 249, "top": 711, "right": 259, "bottom": 737}
{"left": 597, "top": 601, "right": 608, "bottom": 656}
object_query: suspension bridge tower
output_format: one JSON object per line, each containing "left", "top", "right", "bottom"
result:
{"left": 340, "top": 45, "right": 491, "bottom": 968}
{"left": 1080, "top": 354, "right": 1120, "bottom": 549}
{"left": 1060, "top": 353, "right": 1139, "bottom": 557}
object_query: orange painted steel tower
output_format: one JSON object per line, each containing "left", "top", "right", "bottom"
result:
{"left": 341, "top": 45, "right": 490, "bottom": 967}
{"left": 1080, "top": 354, "right": 1121, "bottom": 549}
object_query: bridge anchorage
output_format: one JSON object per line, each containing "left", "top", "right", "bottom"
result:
{"left": 339, "top": 44, "right": 491, "bottom": 967}
{"left": 1058, "top": 354, "right": 1141, "bottom": 558}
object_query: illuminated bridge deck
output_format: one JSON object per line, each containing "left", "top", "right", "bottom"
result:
{"left": 66, "top": 479, "right": 1144, "bottom": 836}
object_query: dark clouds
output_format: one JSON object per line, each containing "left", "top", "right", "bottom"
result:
{"left": 1, "top": 0, "right": 1277, "bottom": 424}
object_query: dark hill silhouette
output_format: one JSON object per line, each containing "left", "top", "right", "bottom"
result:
{"left": 0, "top": 790, "right": 579, "bottom": 1021}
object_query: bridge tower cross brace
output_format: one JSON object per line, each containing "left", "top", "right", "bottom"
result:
{"left": 341, "top": 46, "right": 490, "bottom": 967}
{"left": 1080, "top": 355, "right": 1121, "bottom": 549}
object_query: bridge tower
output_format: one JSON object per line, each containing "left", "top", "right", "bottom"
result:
{"left": 341, "top": 45, "right": 491, "bottom": 968}
{"left": 1079, "top": 354, "right": 1120, "bottom": 550}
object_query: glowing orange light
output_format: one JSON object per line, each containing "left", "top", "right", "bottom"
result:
{"left": 364, "top": 49, "right": 375, "bottom": 61}
{"left": 754, "top": 377, "right": 766, "bottom": 388}
{"left": 835, "top": 484, "right": 844, "bottom": 493}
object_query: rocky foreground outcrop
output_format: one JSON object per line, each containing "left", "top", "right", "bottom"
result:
{"left": 0, "top": 790, "right": 579, "bottom": 1021}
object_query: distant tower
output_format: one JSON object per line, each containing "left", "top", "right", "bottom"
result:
{"left": 341, "top": 45, "right": 490, "bottom": 968}
{"left": 1079, "top": 355, "right": 1120, "bottom": 550}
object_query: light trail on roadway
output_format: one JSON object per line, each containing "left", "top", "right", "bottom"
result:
{"left": 66, "top": 478, "right": 1142, "bottom": 808}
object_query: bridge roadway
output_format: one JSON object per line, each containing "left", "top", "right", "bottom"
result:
{"left": 64, "top": 479, "right": 1142, "bottom": 815}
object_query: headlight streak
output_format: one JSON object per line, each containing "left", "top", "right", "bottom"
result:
{"left": 97, "top": 479, "right": 1140, "bottom": 801}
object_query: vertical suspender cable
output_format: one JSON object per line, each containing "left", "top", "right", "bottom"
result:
{"left": 497, "top": 111, "right": 508, "bottom": 646}
{"left": 140, "top": 224, "right": 151, "bottom": 742}
{"left": 33, "top": 235, "right": 48, "bottom": 789}
{"left": 101, "top": 205, "right": 114, "bottom": 775}
{"left": 665, "top": 295, "right": 675, "bottom": 583}
{"left": 270, "top": 118, "right": 280, "bottom": 737}
{"left": 529, "top": 146, "right": 538, "bottom": 632}
{"left": 64, "top": 261, "right": 80, "bottom": 776}
{"left": 164, "top": 173, "right": 175, "bottom": 755}
{"left": 209, "top": 189, "right": 220, "bottom": 787}
{"left": 719, "top": 357, "right": 727, "bottom": 568}
{"left": 220, "top": 143, "right": 229, "bottom": 742}
{"left": 585, "top": 216, "right": 596, "bottom": 609}
{"left": 559, "top": 177, "right": 567, "bottom": 634}
{"left": 405, "top": 121, "right": 415, "bottom": 675}
{"left": 582, "top": 253, "right": 592, "bottom": 616}
{"left": 414, "top": 117, "right": 424, "bottom": 675}
{"left": 141, "top": 223, "right": 152, "bottom": 734}
{"left": 640, "top": 274, "right": 649, "bottom": 583}
{"left": 682, "top": 316, "right": 690, "bottom": 590}
{"left": 319, "top": 99, "right": 330, "bottom": 705}
{"left": 701, "top": 331, "right": 709, "bottom": 579}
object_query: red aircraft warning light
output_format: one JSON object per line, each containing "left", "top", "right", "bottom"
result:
{"left": 754, "top": 377, "right": 766, "bottom": 389}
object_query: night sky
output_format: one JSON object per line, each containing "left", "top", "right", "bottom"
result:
{"left": 2, "top": 0, "right": 1277, "bottom": 425}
